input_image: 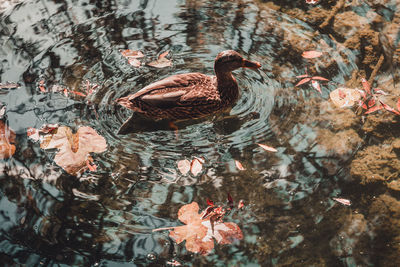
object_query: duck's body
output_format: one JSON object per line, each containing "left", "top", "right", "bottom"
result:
{"left": 116, "top": 50, "right": 261, "bottom": 131}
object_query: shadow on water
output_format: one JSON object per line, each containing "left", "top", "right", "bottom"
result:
{"left": 0, "top": 0, "right": 378, "bottom": 266}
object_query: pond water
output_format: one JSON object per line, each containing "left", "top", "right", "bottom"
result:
{"left": 0, "top": 0, "right": 371, "bottom": 266}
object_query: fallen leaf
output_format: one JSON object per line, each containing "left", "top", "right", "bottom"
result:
{"left": 120, "top": 49, "right": 144, "bottom": 58}
{"left": 177, "top": 159, "right": 191, "bottom": 175}
{"left": 302, "top": 50, "right": 323, "bottom": 59}
{"left": 305, "top": 0, "right": 319, "bottom": 4}
{"left": 166, "top": 260, "right": 181, "bottom": 266}
{"left": 311, "top": 80, "right": 322, "bottom": 93}
{"left": 0, "top": 82, "right": 20, "bottom": 89}
{"left": 128, "top": 58, "right": 141, "bottom": 67}
{"left": 295, "top": 77, "right": 311, "bottom": 87}
{"left": 361, "top": 78, "right": 371, "bottom": 95}
{"left": 207, "top": 199, "right": 214, "bottom": 206}
{"left": 190, "top": 157, "right": 204, "bottom": 176}
{"left": 374, "top": 89, "right": 388, "bottom": 95}
{"left": 237, "top": 200, "right": 244, "bottom": 209}
{"left": 38, "top": 80, "right": 46, "bottom": 92}
{"left": 227, "top": 193, "right": 234, "bottom": 210}
{"left": 333, "top": 198, "right": 351, "bottom": 206}
{"left": 367, "top": 98, "right": 376, "bottom": 108}
{"left": 70, "top": 91, "right": 86, "bottom": 97}
{"left": 0, "top": 121, "right": 16, "bottom": 159}
{"left": 27, "top": 127, "right": 40, "bottom": 142}
{"left": 365, "top": 105, "right": 383, "bottom": 114}
{"left": 330, "top": 88, "right": 361, "bottom": 108}
{"left": 148, "top": 51, "right": 172, "bottom": 68}
{"left": 257, "top": 143, "right": 277, "bottom": 152}
{"left": 311, "top": 76, "right": 329, "bottom": 81}
{"left": 296, "top": 74, "right": 309, "bottom": 78}
{"left": 234, "top": 160, "right": 245, "bottom": 171}
{"left": 168, "top": 202, "right": 243, "bottom": 255}
{"left": 38, "top": 126, "right": 107, "bottom": 175}
{"left": 380, "top": 101, "right": 400, "bottom": 115}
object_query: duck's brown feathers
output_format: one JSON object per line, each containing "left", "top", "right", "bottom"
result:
{"left": 117, "top": 72, "right": 237, "bottom": 120}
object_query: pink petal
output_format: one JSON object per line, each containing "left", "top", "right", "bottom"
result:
{"left": 190, "top": 158, "right": 204, "bottom": 176}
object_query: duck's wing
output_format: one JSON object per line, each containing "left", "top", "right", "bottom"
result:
{"left": 125, "top": 73, "right": 216, "bottom": 108}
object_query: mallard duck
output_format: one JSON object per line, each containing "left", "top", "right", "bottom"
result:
{"left": 116, "top": 50, "right": 261, "bottom": 133}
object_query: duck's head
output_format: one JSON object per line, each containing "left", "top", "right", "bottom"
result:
{"left": 214, "top": 50, "right": 261, "bottom": 73}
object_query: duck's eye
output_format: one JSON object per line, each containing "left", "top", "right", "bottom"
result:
{"left": 220, "top": 56, "right": 240, "bottom": 63}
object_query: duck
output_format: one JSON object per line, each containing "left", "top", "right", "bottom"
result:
{"left": 116, "top": 50, "right": 261, "bottom": 133}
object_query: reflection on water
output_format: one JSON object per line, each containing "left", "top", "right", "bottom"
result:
{"left": 0, "top": 0, "right": 362, "bottom": 266}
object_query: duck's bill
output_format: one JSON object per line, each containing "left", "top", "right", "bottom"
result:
{"left": 242, "top": 59, "right": 262, "bottom": 70}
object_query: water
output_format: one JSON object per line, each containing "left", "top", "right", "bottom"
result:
{"left": 0, "top": 0, "right": 378, "bottom": 266}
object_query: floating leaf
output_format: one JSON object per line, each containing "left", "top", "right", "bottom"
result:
{"left": 70, "top": 91, "right": 86, "bottom": 97}
{"left": 330, "top": 88, "right": 361, "bottom": 108}
{"left": 168, "top": 202, "right": 243, "bottom": 255}
{"left": 238, "top": 200, "right": 245, "bottom": 209}
{"left": 177, "top": 159, "right": 191, "bottom": 175}
{"left": 333, "top": 198, "right": 351, "bottom": 206}
{"left": 296, "top": 74, "right": 309, "bottom": 78}
{"left": 0, "top": 121, "right": 16, "bottom": 159}
{"left": 295, "top": 77, "right": 311, "bottom": 86}
{"left": 37, "top": 126, "right": 107, "bottom": 175}
{"left": 235, "top": 160, "right": 245, "bottom": 171}
{"left": 361, "top": 78, "right": 371, "bottom": 95}
{"left": 302, "top": 50, "right": 323, "bottom": 59}
{"left": 120, "top": 49, "right": 144, "bottom": 58}
{"left": 148, "top": 51, "right": 172, "bottom": 68}
{"left": 128, "top": 58, "right": 141, "bottom": 67}
{"left": 311, "top": 80, "right": 322, "bottom": 93}
{"left": 190, "top": 157, "right": 204, "bottom": 176}
{"left": 166, "top": 260, "right": 181, "bottom": 266}
{"left": 311, "top": 76, "right": 329, "bottom": 81}
{"left": 38, "top": 80, "right": 46, "bottom": 93}
{"left": 365, "top": 105, "right": 383, "bottom": 114}
{"left": 257, "top": 143, "right": 277, "bottom": 152}
{"left": 0, "top": 82, "right": 20, "bottom": 90}
{"left": 380, "top": 101, "right": 400, "bottom": 115}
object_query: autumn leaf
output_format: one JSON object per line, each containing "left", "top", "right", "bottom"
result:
{"left": 148, "top": 51, "right": 172, "bottom": 68}
{"left": 333, "top": 198, "right": 351, "bottom": 206}
{"left": 311, "top": 76, "right": 329, "bottom": 81}
{"left": 311, "top": 80, "right": 322, "bottom": 94}
{"left": 177, "top": 159, "right": 191, "bottom": 175}
{"left": 330, "top": 88, "right": 361, "bottom": 108}
{"left": 38, "top": 80, "right": 46, "bottom": 92}
{"left": 168, "top": 202, "right": 243, "bottom": 255}
{"left": 120, "top": 49, "right": 144, "bottom": 68}
{"left": 302, "top": 50, "right": 323, "bottom": 59}
{"left": 305, "top": 0, "right": 319, "bottom": 4}
{"left": 33, "top": 125, "right": 107, "bottom": 175}
{"left": 237, "top": 200, "right": 244, "bottom": 209}
{"left": 120, "top": 49, "right": 144, "bottom": 58}
{"left": 190, "top": 157, "right": 204, "bottom": 176}
{"left": 0, "top": 121, "right": 16, "bottom": 159}
{"left": 295, "top": 77, "right": 311, "bottom": 87}
{"left": 364, "top": 105, "right": 383, "bottom": 114}
{"left": 258, "top": 143, "right": 277, "bottom": 152}
{"left": 234, "top": 160, "right": 245, "bottom": 171}
{"left": 380, "top": 101, "right": 400, "bottom": 115}
{"left": 361, "top": 78, "right": 371, "bottom": 95}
